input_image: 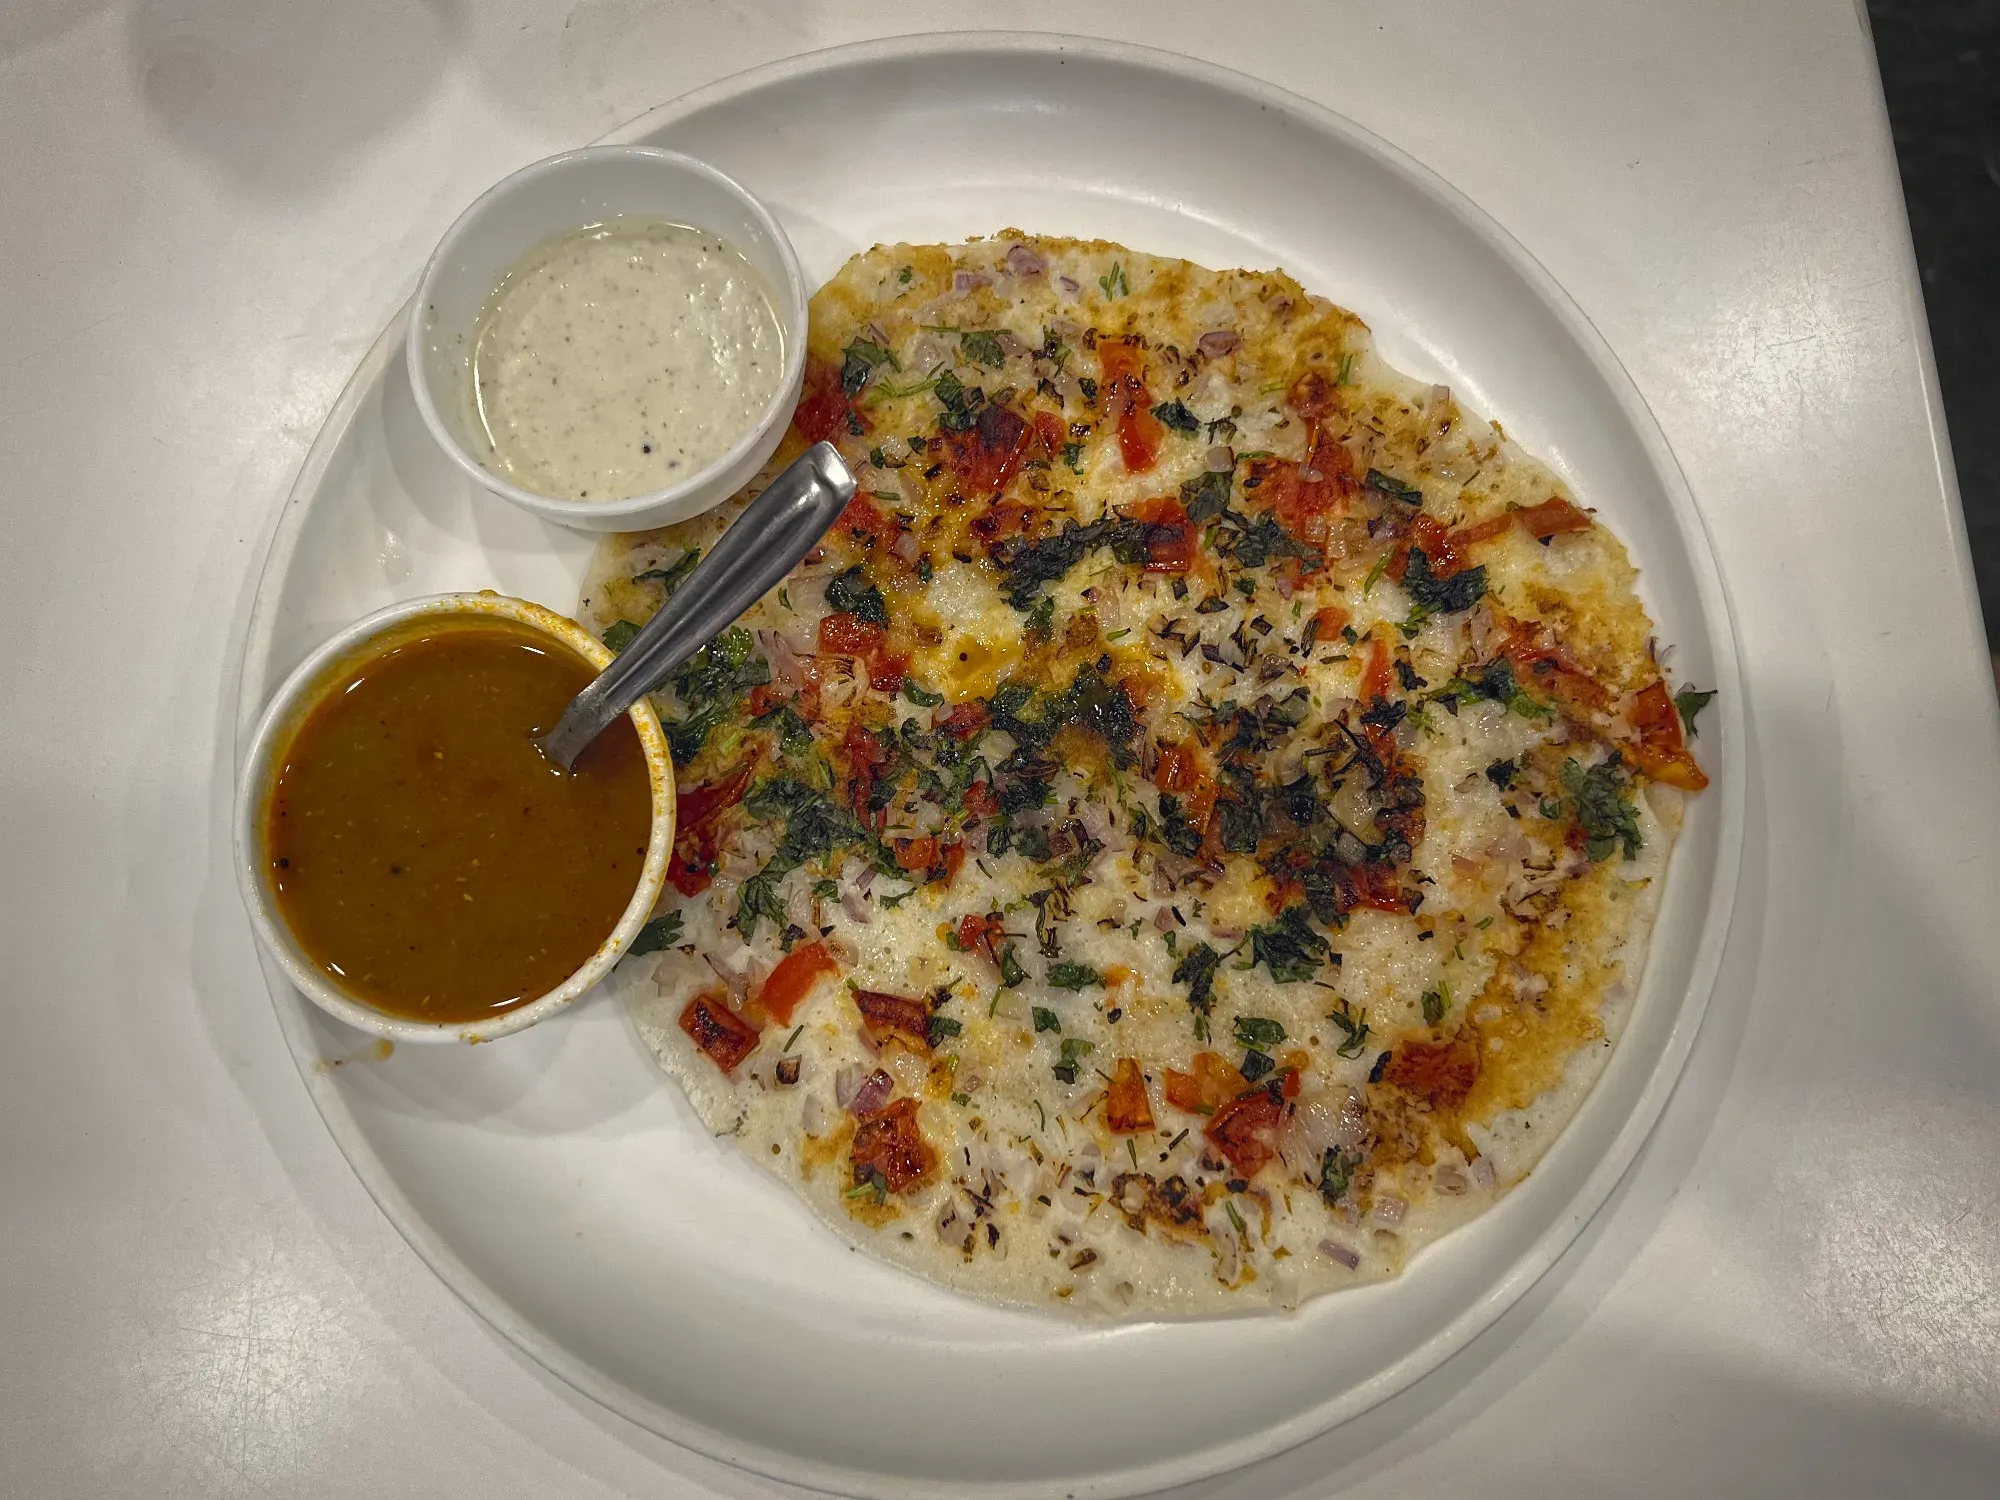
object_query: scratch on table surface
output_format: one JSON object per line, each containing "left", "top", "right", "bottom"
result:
{"left": 129, "top": 1239, "right": 368, "bottom": 1494}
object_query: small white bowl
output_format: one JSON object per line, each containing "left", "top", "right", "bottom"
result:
{"left": 406, "top": 146, "right": 809, "bottom": 532}
{"left": 234, "top": 592, "right": 677, "bottom": 1044}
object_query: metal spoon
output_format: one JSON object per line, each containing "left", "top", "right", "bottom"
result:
{"left": 540, "top": 441, "right": 857, "bottom": 769}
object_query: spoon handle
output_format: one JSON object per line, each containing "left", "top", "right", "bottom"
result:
{"left": 541, "top": 441, "right": 857, "bottom": 770}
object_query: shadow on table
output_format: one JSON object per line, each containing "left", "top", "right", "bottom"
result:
{"left": 123, "top": 0, "right": 462, "bottom": 199}
{"left": 0, "top": 0, "right": 115, "bottom": 62}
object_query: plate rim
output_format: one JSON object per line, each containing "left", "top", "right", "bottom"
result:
{"left": 235, "top": 29, "right": 1747, "bottom": 1499}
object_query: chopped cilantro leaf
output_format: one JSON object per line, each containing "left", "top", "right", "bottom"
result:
{"left": 1675, "top": 686, "right": 1718, "bottom": 736}
{"left": 1173, "top": 941, "right": 1223, "bottom": 1017}
{"left": 627, "top": 911, "right": 684, "bottom": 956}
{"left": 1151, "top": 399, "right": 1200, "bottom": 434}
{"left": 1156, "top": 793, "right": 1204, "bottom": 857}
{"left": 959, "top": 330, "right": 1006, "bottom": 368}
{"left": 1561, "top": 757, "right": 1644, "bottom": 862}
{"left": 824, "top": 565, "right": 889, "bottom": 626}
{"left": 1327, "top": 1001, "right": 1370, "bottom": 1058}
{"left": 998, "top": 943, "right": 1027, "bottom": 989}
{"left": 1045, "top": 961, "right": 1102, "bottom": 990}
{"left": 1025, "top": 595, "right": 1055, "bottom": 641}
{"left": 1364, "top": 468, "right": 1424, "bottom": 505}
{"left": 1319, "top": 1147, "right": 1362, "bottom": 1206}
{"left": 839, "top": 338, "right": 898, "bottom": 395}
{"left": 600, "top": 619, "right": 641, "bottom": 654}
{"left": 1181, "top": 468, "right": 1233, "bottom": 521}
{"left": 632, "top": 548, "right": 701, "bottom": 598}
{"left": 1032, "top": 1006, "right": 1061, "bottom": 1033}
{"left": 1052, "top": 1036, "right": 1095, "bottom": 1083}
{"left": 1232, "top": 1015, "right": 1287, "bottom": 1049}
{"left": 1249, "top": 906, "right": 1329, "bottom": 983}
{"left": 1402, "top": 549, "right": 1487, "bottom": 615}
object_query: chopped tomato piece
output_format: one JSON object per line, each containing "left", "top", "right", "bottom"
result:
{"left": 1348, "top": 860, "right": 1407, "bottom": 913}
{"left": 679, "top": 994, "right": 761, "bottom": 1074}
{"left": 757, "top": 941, "right": 839, "bottom": 1027}
{"left": 1448, "top": 514, "right": 1514, "bottom": 551}
{"left": 676, "top": 765, "right": 752, "bottom": 830}
{"left": 851, "top": 988, "right": 933, "bottom": 1053}
{"left": 1383, "top": 1038, "right": 1480, "bottom": 1111}
{"left": 1499, "top": 624, "right": 1613, "bottom": 714}
{"left": 1164, "top": 1051, "right": 1242, "bottom": 1114}
{"left": 1395, "top": 513, "right": 1501, "bottom": 582}
{"left": 934, "top": 701, "right": 990, "bottom": 739}
{"left": 1252, "top": 426, "right": 1355, "bottom": 556}
{"left": 1624, "top": 680, "right": 1709, "bottom": 791}
{"left": 1105, "top": 1057, "right": 1155, "bottom": 1134}
{"left": 1032, "top": 409, "right": 1067, "bottom": 457}
{"left": 790, "top": 356, "right": 850, "bottom": 444}
{"left": 1203, "top": 1083, "right": 1284, "bottom": 1177}
{"left": 893, "top": 835, "right": 939, "bottom": 873}
{"left": 939, "top": 840, "right": 966, "bottom": 886}
{"left": 850, "top": 1096, "right": 937, "bottom": 1193}
{"left": 1098, "top": 341, "right": 1163, "bottom": 473}
{"left": 1360, "top": 632, "right": 1393, "bottom": 703}
{"left": 834, "top": 490, "right": 901, "bottom": 553}
{"left": 868, "top": 648, "right": 908, "bottom": 693}
{"left": 956, "top": 911, "right": 1005, "bottom": 966}
{"left": 667, "top": 858, "right": 714, "bottom": 899}
{"left": 669, "top": 765, "right": 754, "bottom": 897}
{"left": 1154, "top": 740, "right": 1213, "bottom": 801}
{"left": 1160, "top": 740, "right": 1216, "bottom": 836}
{"left": 1310, "top": 604, "right": 1350, "bottom": 643}
{"left": 843, "top": 721, "right": 891, "bottom": 822}
{"left": 1516, "top": 496, "right": 1593, "bottom": 540}
{"left": 1126, "top": 494, "right": 1196, "bottom": 573}
{"left": 1411, "top": 514, "right": 1462, "bottom": 576}
{"left": 961, "top": 780, "right": 999, "bottom": 820}
{"left": 818, "top": 612, "right": 885, "bottom": 657}
{"left": 943, "top": 402, "right": 1033, "bottom": 497}
{"left": 1286, "top": 369, "right": 1339, "bottom": 424}
{"left": 970, "top": 500, "right": 1033, "bottom": 546}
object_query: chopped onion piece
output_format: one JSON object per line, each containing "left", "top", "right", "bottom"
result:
{"left": 1371, "top": 1193, "right": 1408, "bottom": 1227}
{"left": 1004, "top": 244, "right": 1046, "bottom": 277}
{"left": 1197, "top": 329, "right": 1241, "bottom": 358}
{"left": 1318, "top": 1238, "right": 1361, "bottom": 1270}
{"left": 833, "top": 1063, "right": 864, "bottom": 1109}
{"left": 848, "top": 1068, "right": 894, "bottom": 1116}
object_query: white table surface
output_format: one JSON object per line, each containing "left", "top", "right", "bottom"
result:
{"left": 5, "top": 1, "right": 1998, "bottom": 1494}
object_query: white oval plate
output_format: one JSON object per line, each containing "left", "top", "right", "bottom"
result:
{"left": 237, "top": 33, "right": 1743, "bottom": 1499}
